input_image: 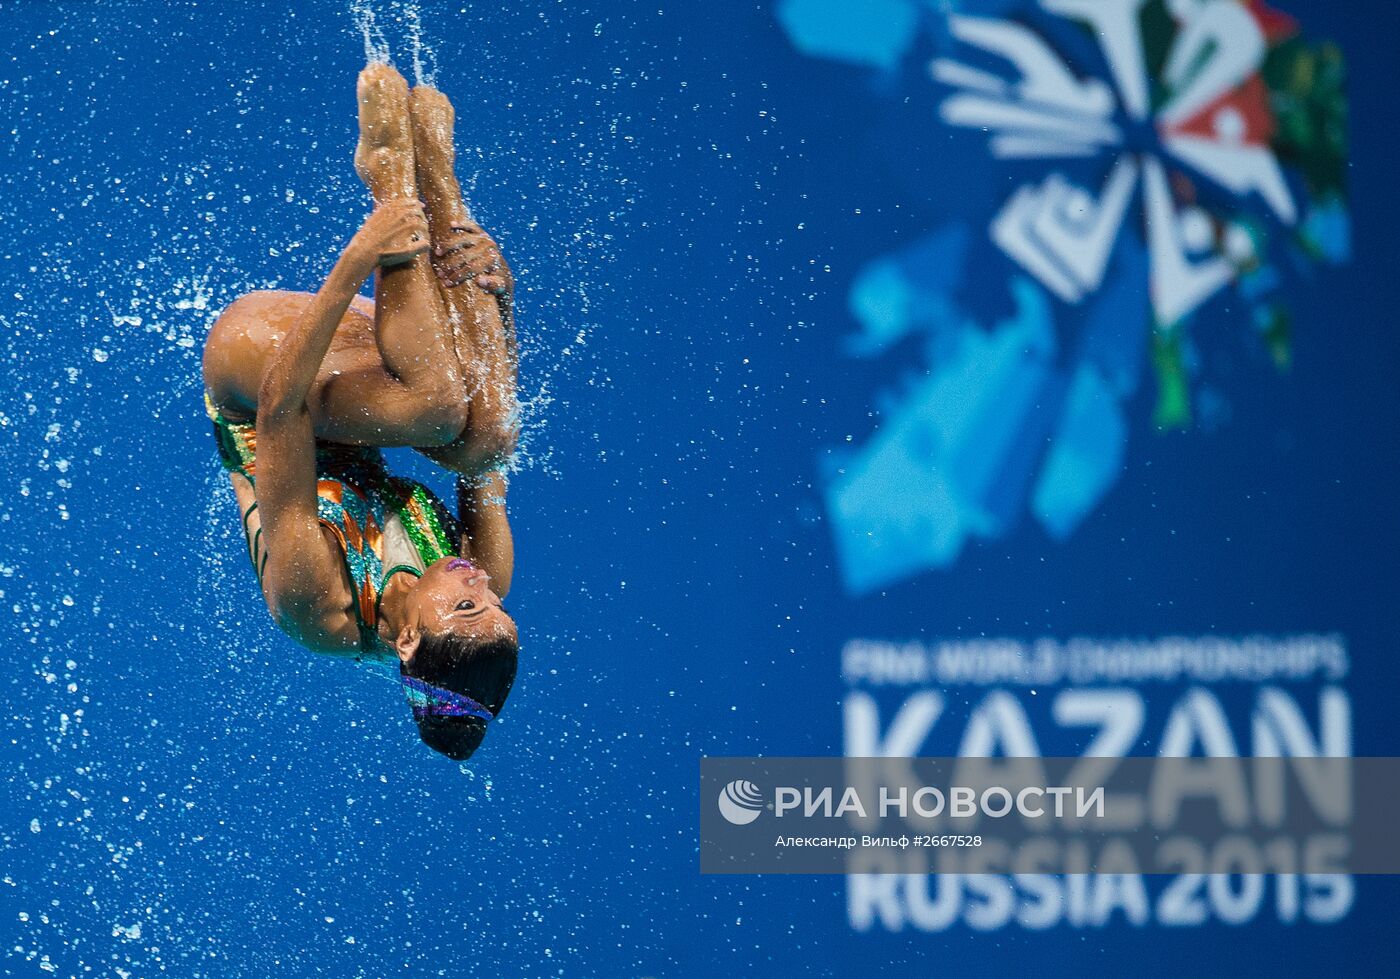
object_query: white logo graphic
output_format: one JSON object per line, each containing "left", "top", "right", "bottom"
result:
{"left": 934, "top": 0, "right": 1293, "bottom": 326}
{"left": 717, "top": 780, "right": 765, "bottom": 825}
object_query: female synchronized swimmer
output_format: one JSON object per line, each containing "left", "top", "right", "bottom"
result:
{"left": 202, "top": 64, "right": 520, "bottom": 761}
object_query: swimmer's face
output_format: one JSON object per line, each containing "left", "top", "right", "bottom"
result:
{"left": 398, "top": 557, "right": 517, "bottom": 653}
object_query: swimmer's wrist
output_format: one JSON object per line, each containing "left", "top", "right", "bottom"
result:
{"left": 335, "top": 242, "right": 378, "bottom": 283}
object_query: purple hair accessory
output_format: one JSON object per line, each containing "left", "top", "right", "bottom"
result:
{"left": 400, "top": 675, "right": 494, "bottom": 723}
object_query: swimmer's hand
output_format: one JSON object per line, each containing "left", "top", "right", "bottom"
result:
{"left": 432, "top": 222, "right": 514, "bottom": 296}
{"left": 350, "top": 200, "right": 431, "bottom": 269}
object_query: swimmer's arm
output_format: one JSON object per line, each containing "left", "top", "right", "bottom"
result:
{"left": 253, "top": 227, "right": 385, "bottom": 642}
{"left": 258, "top": 202, "right": 426, "bottom": 418}
{"left": 254, "top": 414, "right": 361, "bottom": 647}
{"left": 456, "top": 473, "right": 514, "bottom": 597}
{"left": 256, "top": 318, "right": 364, "bottom": 647}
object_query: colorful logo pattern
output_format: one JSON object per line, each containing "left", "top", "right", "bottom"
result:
{"left": 779, "top": 0, "right": 1348, "bottom": 592}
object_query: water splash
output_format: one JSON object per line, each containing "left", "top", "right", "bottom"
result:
{"left": 402, "top": 2, "right": 439, "bottom": 87}
{"left": 351, "top": 0, "right": 437, "bottom": 81}
{"left": 350, "top": 0, "right": 391, "bottom": 64}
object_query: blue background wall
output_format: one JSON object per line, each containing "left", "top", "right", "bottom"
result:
{"left": 0, "top": 1, "right": 1396, "bottom": 975}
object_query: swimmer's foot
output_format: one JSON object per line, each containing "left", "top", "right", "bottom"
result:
{"left": 354, "top": 63, "right": 417, "bottom": 202}
{"left": 410, "top": 86, "right": 513, "bottom": 295}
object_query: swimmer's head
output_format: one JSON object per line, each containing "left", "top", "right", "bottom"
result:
{"left": 394, "top": 557, "right": 518, "bottom": 649}
{"left": 393, "top": 557, "right": 519, "bottom": 761}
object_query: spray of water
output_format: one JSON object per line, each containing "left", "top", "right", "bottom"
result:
{"left": 402, "top": 2, "right": 439, "bottom": 87}
{"left": 351, "top": 0, "right": 437, "bottom": 84}
{"left": 349, "top": 0, "right": 391, "bottom": 64}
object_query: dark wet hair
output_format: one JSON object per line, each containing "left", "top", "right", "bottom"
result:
{"left": 402, "top": 632, "right": 519, "bottom": 761}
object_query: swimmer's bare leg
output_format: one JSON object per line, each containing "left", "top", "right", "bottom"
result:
{"left": 312, "top": 63, "right": 467, "bottom": 447}
{"left": 409, "top": 85, "right": 519, "bottom": 587}
{"left": 409, "top": 85, "right": 518, "bottom": 468}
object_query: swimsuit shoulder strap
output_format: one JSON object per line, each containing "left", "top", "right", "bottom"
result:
{"left": 384, "top": 476, "right": 458, "bottom": 567}
{"left": 373, "top": 563, "right": 425, "bottom": 626}
{"left": 242, "top": 501, "right": 269, "bottom": 585}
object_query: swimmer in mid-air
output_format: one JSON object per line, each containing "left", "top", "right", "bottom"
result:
{"left": 202, "top": 64, "right": 519, "bottom": 760}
